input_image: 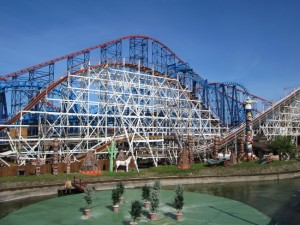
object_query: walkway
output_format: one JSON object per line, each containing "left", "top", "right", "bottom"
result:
{"left": 0, "top": 189, "right": 271, "bottom": 225}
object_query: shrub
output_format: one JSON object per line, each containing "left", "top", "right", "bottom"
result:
{"left": 130, "top": 200, "right": 143, "bottom": 222}
{"left": 84, "top": 186, "right": 93, "bottom": 209}
{"left": 174, "top": 185, "right": 184, "bottom": 213}
{"left": 269, "top": 136, "right": 296, "bottom": 157}
{"left": 142, "top": 184, "right": 151, "bottom": 201}
{"left": 153, "top": 179, "right": 161, "bottom": 191}
{"left": 112, "top": 188, "right": 120, "bottom": 206}
{"left": 116, "top": 181, "right": 125, "bottom": 196}
{"left": 150, "top": 190, "right": 159, "bottom": 213}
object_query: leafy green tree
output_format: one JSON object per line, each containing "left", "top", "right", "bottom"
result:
{"left": 112, "top": 188, "right": 120, "bottom": 206}
{"left": 269, "top": 136, "right": 296, "bottom": 157}
{"left": 130, "top": 200, "right": 143, "bottom": 222}
{"left": 153, "top": 179, "right": 161, "bottom": 191}
{"left": 116, "top": 181, "right": 125, "bottom": 196}
{"left": 84, "top": 187, "right": 93, "bottom": 209}
{"left": 150, "top": 190, "right": 159, "bottom": 213}
{"left": 142, "top": 184, "right": 151, "bottom": 201}
{"left": 174, "top": 185, "right": 184, "bottom": 213}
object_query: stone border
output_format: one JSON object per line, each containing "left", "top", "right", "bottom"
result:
{"left": 1, "top": 169, "right": 300, "bottom": 202}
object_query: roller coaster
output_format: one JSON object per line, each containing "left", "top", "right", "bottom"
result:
{"left": 0, "top": 35, "right": 299, "bottom": 170}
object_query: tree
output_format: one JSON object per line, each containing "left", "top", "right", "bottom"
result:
{"left": 84, "top": 187, "right": 93, "bottom": 209}
{"left": 150, "top": 190, "right": 159, "bottom": 213}
{"left": 130, "top": 200, "right": 143, "bottom": 222}
{"left": 174, "top": 185, "right": 184, "bottom": 213}
{"left": 112, "top": 188, "right": 120, "bottom": 206}
{"left": 142, "top": 184, "right": 151, "bottom": 201}
{"left": 116, "top": 181, "right": 125, "bottom": 196}
{"left": 153, "top": 179, "right": 161, "bottom": 192}
{"left": 269, "top": 136, "right": 296, "bottom": 158}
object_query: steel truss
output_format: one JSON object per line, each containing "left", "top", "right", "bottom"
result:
{"left": 260, "top": 92, "right": 300, "bottom": 142}
{"left": 0, "top": 35, "right": 271, "bottom": 128}
{"left": 0, "top": 61, "right": 221, "bottom": 169}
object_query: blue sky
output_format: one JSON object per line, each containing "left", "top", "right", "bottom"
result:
{"left": 0, "top": 0, "right": 299, "bottom": 102}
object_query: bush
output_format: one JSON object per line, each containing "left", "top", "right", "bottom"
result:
{"left": 130, "top": 200, "right": 143, "bottom": 222}
{"left": 174, "top": 185, "right": 184, "bottom": 213}
{"left": 153, "top": 179, "right": 161, "bottom": 191}
{"left": 116, "top": 181, "right": 125, "bottom": 196}
{"left": 84, "top": 187, "right": 93, "bottom": 209}
{"left": 150, "top": 190, "right": 159, "bottom": 213}
{"left": 112, "top": 188, "right": 120, "bottom": 206}
{"left": 269, "top": 136, "right": 296, "bottom": 157}
{"left": 142, "top": 184, "right": 151, "bottom": 201}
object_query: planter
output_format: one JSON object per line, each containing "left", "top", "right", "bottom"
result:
{"left": 175, "top": 212, "right": 182, "bottom": 221}
{"left": 113, "top": 205, "right": 119, "bottom": 213}
{"left": 150, "top": 212, "right": 157, "bottom": 220}
{"left": 144, "top": 201, "right": 150, "bottom": 209}
{"left": 129, "top": 222, "right": 138, "bottom": 225}
{"left": 84, "top": 208, "right": 92, "bottom": 217}
{"left": 119, "top": 196, "right": 124, "bottom": 205}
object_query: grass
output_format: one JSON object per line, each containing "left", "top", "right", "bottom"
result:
{"left": 0, "top": 160, "right": 299, "bottom": 189}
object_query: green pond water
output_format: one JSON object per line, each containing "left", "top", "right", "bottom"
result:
{"left": 1, "top": 177, "right": 299, "bottom": 224}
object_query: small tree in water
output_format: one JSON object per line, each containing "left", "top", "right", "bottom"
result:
{"left": 174, "top": 185, "right": 184, "bottom": 213}
{"left": 112, "top": 188, "right": 120, "bottom": 206}
{"left": 84, "top": 187, "right": 93, "bottom": 209}
{"left": 116, "top": 181, "right": 125, "bottom": 196}
{"left": 153, "top": 179, "right": 161, "bottom": 192}
{"left": 130, "top": 200, "right": 143, "bottom": 222}
{"left": 150, "top": 190, "right": 160, "bottom": 213}
{"left": 142, "top": 184, "right": 151, "bottom": 202}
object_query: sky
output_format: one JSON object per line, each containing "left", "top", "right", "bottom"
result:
{"left": 0, "top": 0, "right": 299, "bottom": 102}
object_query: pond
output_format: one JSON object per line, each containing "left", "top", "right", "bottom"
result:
{"left": 164, "top": 177, "right": 300, "bottom": 225}
{"left": 1, "top": 177, "right": 300, "bottom": 224}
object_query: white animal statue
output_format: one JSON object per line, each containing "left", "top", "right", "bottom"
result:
{"left": 217, "top": 152, "right": 231, "bottom": 160}
{"left": 115, "top": 156, "right": 132, "bottom": 172}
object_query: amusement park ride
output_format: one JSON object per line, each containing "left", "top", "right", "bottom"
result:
{"left": 0, "top": 35, "right": 299, "bottom": 174}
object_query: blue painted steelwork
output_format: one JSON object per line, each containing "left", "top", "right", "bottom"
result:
{"left": 0, "top": 35, "right": 271, "bottom": 127}
{"left": 0, "top": 89, "right": 7, "bottom": 119}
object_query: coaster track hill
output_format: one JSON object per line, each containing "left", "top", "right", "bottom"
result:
{"left": 0, "top": 35, "right": 298, "bottom": 174}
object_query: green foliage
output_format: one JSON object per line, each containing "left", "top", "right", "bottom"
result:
{"left": 153, "top": 179, "right": 161, "bottom": 191}
{"left": 150, "top": 190, "right": 159, "bottom": 213}
{"left": 269, "top": 136, "right": 296, "bottom": 156}
{"left": 174, "top": 185, "right": 184, "bottom": 212}
{"left": 84, "top": 187, "right": 93, "bottom": 209}
{"left": 142, "top": 184, "right": 151, "bottom": 201}
{"left": 130, "top": 200, "right": 143, "bottom": 222}
{"left": 116, "top": 181, "right": 125, "bottom": 196}
{"left": 111, "top": 188, "right": 120, "bottom": 206}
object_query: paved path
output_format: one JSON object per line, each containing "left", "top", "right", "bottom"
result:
{"left": 0, "top": 189, "right": 271, "bottom": 225}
